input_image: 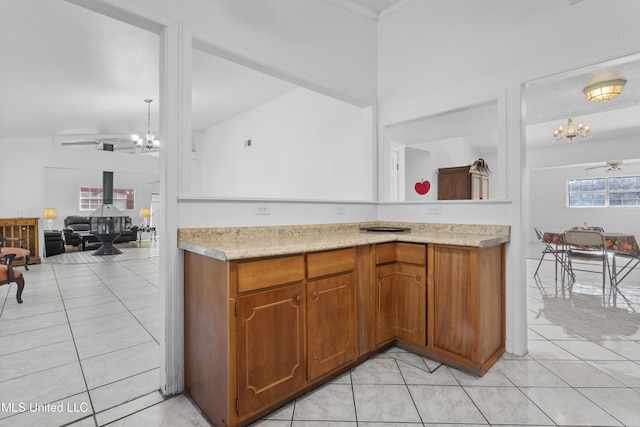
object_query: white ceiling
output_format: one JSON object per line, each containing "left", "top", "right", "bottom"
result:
{"left": 2, "top": 0, "right": 639, "bottom": 163}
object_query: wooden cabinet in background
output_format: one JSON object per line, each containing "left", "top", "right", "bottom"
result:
{"left": 0, "top": 217, "right": 41, "bottom": 266}
{"left": 438, "top": 165, "right": 489, "bottom": 200}
{"left": 374, "top": 242, "right": 427, "bottom": 348}
{"left": 427, "top": 243, "right": 505, "bottom": 375}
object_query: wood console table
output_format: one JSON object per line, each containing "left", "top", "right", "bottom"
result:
{"left": 0, "top": 218, "right": 41, "bottom": 266}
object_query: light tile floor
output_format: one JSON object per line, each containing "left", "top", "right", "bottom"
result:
{"left": 1, "top": 250, "right": 640, "bottom": 426}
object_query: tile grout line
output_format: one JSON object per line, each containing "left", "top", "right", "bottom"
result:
{"left": 52, "top": 263, "right": 101, "bottom": 426}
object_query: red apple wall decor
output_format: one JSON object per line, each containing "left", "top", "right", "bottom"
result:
{"left": 414, "top": 179, "right": 431, "bottom": 195}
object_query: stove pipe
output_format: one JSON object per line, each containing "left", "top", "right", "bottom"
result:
{"left": 103, "top": 171, "right": 114, "bottom": 205}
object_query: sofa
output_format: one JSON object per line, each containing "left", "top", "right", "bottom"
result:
{"left": 44, "top": 230, "right": 66, "bottom": 257}
{"left": 63, "top": 216, "right": 139, "bottom": 250}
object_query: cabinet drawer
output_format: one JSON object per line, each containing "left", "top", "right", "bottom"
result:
{"left": 16, "top": 220, "right": 35, "bottom": 226}
{"left": 236, "top": 255, "right": 305, "bottom": 293}
{"left": 376, "top": 243, "right": 397, "bottom": 265}
{"left": 307, "top": 247, "right": 356, "bottom": 279}
{"left": 396, "top": 243, "right": 426, "bottom": 265}
{"left": 376, "top": 243, "right": 426, "bottom": 265}
{"left": 0, "top": 219, "right": 17, "bottom": 226}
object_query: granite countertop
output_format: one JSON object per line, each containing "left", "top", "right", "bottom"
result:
{"left": 178, "top": 222, "right": 510, "bottom": 261}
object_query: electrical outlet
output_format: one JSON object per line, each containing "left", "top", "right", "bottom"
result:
{"left": 335, "top": 205, "right": 346, "bottom": 215}
{"left": 255, "top": 204, "right": 271, "bottom": 215}
{"left": 427, "top": 206, "right": 441, "bottom": 215}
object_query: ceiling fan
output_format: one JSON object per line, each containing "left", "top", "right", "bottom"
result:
{"left": 584, "top": 160, "right": 640, "bottom": 172}
{"left": 59, "top": 137, "right": 136, "bottom": 152}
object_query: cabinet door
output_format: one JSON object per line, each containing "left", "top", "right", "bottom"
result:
{"left": 375, "top": 263, "right": 396, "bottom": 345}
{"left": 375, "top": 263, "right": 426, "bottom": 347}
{"left": 237, "top": 283, "right": 305, "bottom": 417}
{"left": 394, "top": 263, "right": 426, "bottom": 346}
{"left": 307, "top": 272, "right": 357, "bottom": 381}
{"left": 431, "top": 245, "right": 475, "bottom": 360}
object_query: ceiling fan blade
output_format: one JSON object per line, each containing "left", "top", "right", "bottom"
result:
{"left": 60, "top": 140, "right": 99, "bottom": 146}
{"left": 584, "top": 165, "right": 605, "bottom": 170}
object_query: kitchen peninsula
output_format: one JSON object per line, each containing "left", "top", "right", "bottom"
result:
{"left": 179, "top": 221, "right": 510, "bottom": 427}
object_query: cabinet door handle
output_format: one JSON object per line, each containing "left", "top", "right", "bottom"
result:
{"left": 295, "top": 295, "right": 303, "bottom": 304}
{"left": 312, "top": 292, "right": 319, "bottom": 302}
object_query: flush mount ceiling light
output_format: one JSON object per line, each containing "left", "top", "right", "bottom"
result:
{"left": 553, "top": 118, "right": 590, "bottom": 141}
{"left": 583, "top": 79, "right": 627, "bottom": 102}
{"left": 132, "top": 99, "right": 159, "bottom": 152}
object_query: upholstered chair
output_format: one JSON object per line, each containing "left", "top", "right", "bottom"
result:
{"left": 0, "top": 253, "right": 25, "bottom": 303}
{"left": 0, "top": 237, "right": 31, "bottom": 270}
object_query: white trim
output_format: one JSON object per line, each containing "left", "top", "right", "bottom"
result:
{"left": 325, "top": 0, "right": 378, "bottom": 20}
{"left": 508, "top": 80, "right": 528, "bottom": 357}
{"left": 378, "top": 0, "right": 418, "bottom": 20}
{"left": 158, "top": 21, "right": 188, "bottom": 397}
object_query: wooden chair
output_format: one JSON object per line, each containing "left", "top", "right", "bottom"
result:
{"left": 0, "top": 253, "right": 25, "bottom": 303}
{"left": 0, "top": 237, "right": 31, "bottom": 270}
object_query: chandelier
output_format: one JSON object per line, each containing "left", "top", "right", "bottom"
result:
{"left": 583, "top": 79, "right": 626, "bottom": 102}
{"left": 132, "top": 99, "right": 159, "bottom": 152}
{"left": 553, "top": 118, "right": 590, "bottom": 141}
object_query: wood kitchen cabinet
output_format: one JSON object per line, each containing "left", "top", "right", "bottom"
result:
{"left": 427, "top": 243, "right": 505, "bottom": 375}
{"left": 374, "top": 242, "right": 426, "bottom": 347}
{"left": 306, "top": 248, "right": 357, "bottom": 381}
{"left": 236, "top": 283, "right": 305, "bottom": 418}
{"left": 183, "top": 237, "right": 506, "bottom": 427}
{"left": 185, "top": 247, "right": 358, "bottom": 427}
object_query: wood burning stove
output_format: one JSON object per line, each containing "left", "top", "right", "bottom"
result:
{"left": 89, "top": 171, "right": 126, "bottom": 255}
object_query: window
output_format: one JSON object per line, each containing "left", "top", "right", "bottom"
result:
{"left": 568, "top": 178, "right": 606, "bottom": 207}
{"left": 609, "top": 176, "right": 640, "bottom": 206}
{"left": 568, "top": 176, "right": 640, "bottom": 207}
{"left": 80, "top": 187, "right": 134, "bottom": 211}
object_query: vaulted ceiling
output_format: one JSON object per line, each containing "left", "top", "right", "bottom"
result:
{"left": 1, "top": 0, "right": 639, "bottom": 159}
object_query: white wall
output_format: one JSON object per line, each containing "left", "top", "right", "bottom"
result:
{"left": 199, "top": 87, "right": 374, "bottom": 201}
{"left": 178, "top": 198, "right": 377, "bottom": 228}
{"left": 405, "top": 147, "right": 431, "bottom": 201}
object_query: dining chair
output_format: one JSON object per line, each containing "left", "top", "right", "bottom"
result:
{"left": 611, "top": 249, "right": 640, "bottom": 290}
{"left": 534, "top": 227, "right": 568, "bottom": 280}
{"left": 563, "top": 229, "right": 612, "bottom": 294}
{"left": 569, "top": 225, "right": 604, "bottom": 232}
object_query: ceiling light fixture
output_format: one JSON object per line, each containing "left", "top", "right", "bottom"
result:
{"left": 132, "top": 99, "right": 159, "bottom": 152}
{"left": 583, "top": 79, "right": 626, "bottom": 102}
{"left": 553, "top": 118, "right": 590, "bottom": 141}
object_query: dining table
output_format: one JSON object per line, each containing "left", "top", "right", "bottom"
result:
{"left": 541, "top": 230, "right": 640, "bottom": 287}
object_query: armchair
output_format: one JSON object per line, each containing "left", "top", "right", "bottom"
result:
{"left": 0, "top": 253, "right": 25, "bottom": 303}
